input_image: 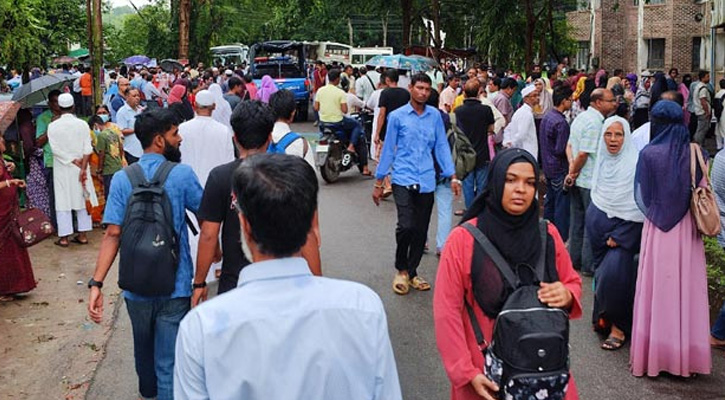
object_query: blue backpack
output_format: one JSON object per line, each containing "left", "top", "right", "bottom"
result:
{"left": 267, "top": 131, "right": 307, "bottom": 155}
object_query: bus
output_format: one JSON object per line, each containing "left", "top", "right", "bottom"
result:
{"left": 305, "top": 41, "right": 352, "bottom": 65}
{"left": 350, "top": 46, "right": 394, "bottom": 68}
{"left": 210, "top": 44, "right": 249, "bottom": 67}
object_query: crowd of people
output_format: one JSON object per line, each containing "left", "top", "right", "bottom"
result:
{"left": 1, "top": 58, "right": 725, "bottom": 400}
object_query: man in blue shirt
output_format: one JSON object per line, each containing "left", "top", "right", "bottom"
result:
{"left": 175, "top": 154, "right": 402, "bottom": 400}
{"left": 87, "top": 109, "right": 203, "bottom": 400}
{"left": 539, "top": 86, "right": 573, "bottom": 242}
{"left": 372, "top": 73, "right": 461, "bottom": 295}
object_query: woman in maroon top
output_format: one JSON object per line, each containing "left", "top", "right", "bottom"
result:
{"left": 433, "top": 148, "right": 582, "bottom": 400}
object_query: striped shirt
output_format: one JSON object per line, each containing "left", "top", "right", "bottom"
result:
{"left": 712, "top": 150, "right": 725, "bottom": 248}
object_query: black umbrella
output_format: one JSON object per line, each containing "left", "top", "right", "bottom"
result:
{"left": 160, "top": 59, "right": 184, "bottom": 73}
{"left": 11, "top": 73, "right": 76, "bottom": 108}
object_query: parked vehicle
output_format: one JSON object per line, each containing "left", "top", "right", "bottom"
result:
{"left": 210, "top": 44, "right": 249, "bottom": 67}
{"left": 350, "top": 46, "right": 394, "bottom": 68}
{"left": 305, "top": 41, "right": 352, "bottom": 65}
{"left": 249, "top": 40, "right": 310, "bottom": 121}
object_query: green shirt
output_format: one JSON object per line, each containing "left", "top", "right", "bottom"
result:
{"left": 95, "top": 129, "right": 123, "bottom": 175}
{"left": 35, "top": 110, "right": 53, "bottom": 168}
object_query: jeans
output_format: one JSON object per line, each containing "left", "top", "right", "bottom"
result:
{"left": 102, "top": 174, "right": 113, "bottom": 199}
{"left": 544, "top": 174, "right": 570, "bottom": 242}
{"left": 713, "top": 301, "right": 725, "bottom": 340}
{"left": 434, "top": 180, "right": 453, "bottom": 252}
{"left": 393, "top": 184, "right": 435, "bottom": 278}
{"left": 569, "top": 186, "right": 593, "bottom": 273}
{"left": 694, "top": 114, "right": 709, "bottom": 146}
{"left": 463, "top": 164, "right": 489, "bottom": 209}
{"left": 126, "top": 296, "right": 190, "bottom": 400}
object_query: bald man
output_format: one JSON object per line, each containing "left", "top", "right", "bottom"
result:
{"left": 111, "top": 77, "right": 131, "bottom": 123}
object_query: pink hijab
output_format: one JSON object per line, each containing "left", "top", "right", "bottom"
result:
{"left": 168, "top": 84, "right": 187, "bottom": 104}
{"left": 258, "top": 75, "right": 278, "bottom": 103}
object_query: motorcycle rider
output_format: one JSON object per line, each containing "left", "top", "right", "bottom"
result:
{"left": 314, "top": 68, "right": 371, "bottom": 176}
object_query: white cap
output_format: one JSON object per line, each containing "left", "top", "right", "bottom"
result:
{"left": 521, "top": 85, "right": 537, "bottom": 98}
{"left": 225, "top": 69, "right": 233, "bottom": 76}
{"left": 641, "top": 70, "right": 653, "bottom": 77}
{"left": 195, "top": 90, "right": 215, "bottom": 107}
{"left": 58, "top": 93, "right": 74, "bottom": 108}
{"left": 212, "top": 67, "right": 219, "bottom": 72}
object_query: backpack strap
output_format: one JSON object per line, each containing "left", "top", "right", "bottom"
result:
{"left": 464, "top": 300, "right": 488, "bottom": 350}
{"left": 276, "top": 131, "right": 302, "bottom": 152}
{"left": 150, "top": 160, "right": 177, "bottom": 186}
{"left": 535, "top": 220, "right": 548, "bottom": 282}
{"left": 462, "top": 223, "right": 518, "bottom": 289}
{"left": 125, "top": 163, "right": 147, "bottom": 189}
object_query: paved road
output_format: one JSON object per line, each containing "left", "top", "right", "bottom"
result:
{"left": 86, "top": 121, "right": 725, "bottom": 400}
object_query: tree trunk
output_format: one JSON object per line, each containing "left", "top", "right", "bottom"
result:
{"left": 431, "top": 0, "right": 441, "bottom": 60}
{"left": 525, "top": 0, "right": 535, "bottom": 73}
{"left": 401, "top": 0, "right": 412, "bottom": 48}
{"left": 179, "top": 0, "right": 191, "bottom": 61}
{"left": 348, "top": 18, "right": 354, "bottom": 46}
{"left": 92, "top": 0, "right": 103, "bottom": 108}
{"left": 382, "top": 11, "right": 389, "bottom": 47}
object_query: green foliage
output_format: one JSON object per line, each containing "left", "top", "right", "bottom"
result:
{"left": 705, "top": 236, "right": 725, "bottom": 309}
{"left": 0, "top": 0, "right": 85, "bottom": 69}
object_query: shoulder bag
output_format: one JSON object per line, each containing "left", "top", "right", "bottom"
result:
{"left": 690, "top": 143, "right": 721, "bottom": 237}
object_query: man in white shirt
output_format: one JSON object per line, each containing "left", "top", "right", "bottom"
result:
{"left": 355, "top": 67, "right": 379, "bottom": 103}
{"left": 115, "top": 87, "right": 144, "bottom": 164}
{"left": 179, "top": 90, "right": 235, "bottom": 283}
{"left": 268, "top": 89, "right": 315, "bottom": 167}
{"left": 47, "top": 94, "right": 97, "bottom": 247}
{"left": 174, "top": 154, "right": 402, "bottom": 400}
{"left": 503, "top": 84, "right": 540, "bottom": 160}
{"left": 438, "top": 75, "right": 460, "bottom": 112}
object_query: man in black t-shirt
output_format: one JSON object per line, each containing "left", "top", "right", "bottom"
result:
{"left": 374, "top": 69, "right": 410, "bottom": 196}
{"left": 192, "top": 101, "right": 322, "bottom": 302}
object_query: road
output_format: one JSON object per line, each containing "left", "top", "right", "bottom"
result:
{"left": 52, "top": 121, "right": 725, "bottom": 399}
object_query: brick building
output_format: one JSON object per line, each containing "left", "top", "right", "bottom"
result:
{"left": 566, "top": 0, "right": 712, "bottom": 76}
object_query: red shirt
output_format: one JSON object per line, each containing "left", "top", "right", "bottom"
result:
{"left": 313, "top": 69, "right": 327, "bottom": 93}
{"left": 433, "top": 219, "right": 582, "bottom": 400}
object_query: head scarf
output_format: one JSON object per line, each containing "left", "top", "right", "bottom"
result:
{"left": 258, "top": 75, "right": 278, "bottom": 103}
{"left": 573, "top": 76, "right": 587, "bottom": 100}
{"left": 606, "top": 76, "right": 622, "bottom": 91}
{"left": 595, "top": 69, "right": 607, "bottom": 87}
{"left": 626, "top": 73, "right": 638, "bottom": 94}
{"left": 648, "top": 72, "right": 667, "bottom": 110}
{"left": 634, "top": 76, "right": 651, "bottom": 109}
{"left": 208, "top": 83, "right": 233, "bottom": 129}
{"left": 591, "top": 116, "right": 644, "bottom": 222}
{"left": 634, "top": 100, "right": 693, "bottom": 231}
{"left": 168, "top": 84, "right": 187, "bottom": 105}
{"left": 535, "top": 78, "right": 554, "bottom": 117}
{"left": 580, "top": 78, "right": 597, "bottom": 110}
{"left": 462, "top": 148, "right": 541, "bottom": 267}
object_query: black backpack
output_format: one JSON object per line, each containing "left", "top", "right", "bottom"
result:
{"left": 118, "top": 161, "right": 179, "bottom": 296}
{"left": 462, "top": 221, "right": 570, "bottom": 400}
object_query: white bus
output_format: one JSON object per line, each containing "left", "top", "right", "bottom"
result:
{"left": 210, "top": 44, "right": 249, "bottom": 67}
{"left": 305, "top": 41, "right": 352, "bottom": 65}
{"left": 350, "top": 46, "right": 394, "bottom": 68}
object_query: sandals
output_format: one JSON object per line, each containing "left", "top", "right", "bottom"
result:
{"left": 0, "top": 295, "right": 16, "bottom": 302}
{"left": 408, "top": 276, "right": 431, "bottom": 291}
{"left": 70, "top": 236, "right": 89, "bottom": 245}
{"left": 601, "top": 335, "right": 626, "bottom": 351}
{"left": 54, "top": 238, "right": 69, "bottom": 248}
{"left": 392, "top": 274, "right": 409, "bottom": 295}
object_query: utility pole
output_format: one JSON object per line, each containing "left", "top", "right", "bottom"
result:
{"left": 348, "top": 18, "right": 354, "bottom": 46}
{"left": 636, "top": 0, "right": 645, "bottom": 73}
{"left": 589, "top": 0, "right": 596, "bottom": 71}
{"left": 91, "top": 0, "right": 103, "bottom": 108}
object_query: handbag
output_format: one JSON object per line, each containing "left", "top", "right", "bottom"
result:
{"left": 689, "top": 143, "right": 721, "bottom": 237}
{"left": 11, "top": 198, "right": 54, "bottom": 247}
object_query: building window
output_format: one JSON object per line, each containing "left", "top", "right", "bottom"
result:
{"left": 692, "top": 37, "right": 702, "bottom": 72}
{"left": 576, "top": 41, "right": 589, "bottom": 70}
{"left": 634, "top": 0, "right": 665, "bottom": 5}
{"left": 646, "top": 39, "right": 665, "bottom": 70}
{"left": 578, "top": 0, "right": 600, "bottom": 10}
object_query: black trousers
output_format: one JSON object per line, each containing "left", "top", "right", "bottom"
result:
{"left": 392, "top": 184, "right": 434, "bottom": 278}
{"left": 125, "top": 151, "right": 139, "bottom": 165}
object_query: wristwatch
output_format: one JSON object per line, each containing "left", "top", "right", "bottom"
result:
{"left": 192, "top": 281, "right": 207, "bottom": 289}
{"left": 88, "top": 278, "right": 103, "bottom": 289}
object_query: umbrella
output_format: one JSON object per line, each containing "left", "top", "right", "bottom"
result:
{"left": 123, "top": 55, "right": 151, "bottom": 66}
{"left": 365, "top": 54, "right": 437, "bottom": 73}
{"left": 0, "top": 101, "right": 22, "bottom": 135}
{"left": 159, "top": 59, "right": 184, "bottom": 73}
{"left": 11, "top": 73, "right": 76, "bottom": 108}
{"left": 52, "top": 56, "right": 77, "bottom": 65}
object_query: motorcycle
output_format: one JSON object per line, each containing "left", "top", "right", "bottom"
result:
{"left": 315, "top": 111, "right": 370, "bottom": 183}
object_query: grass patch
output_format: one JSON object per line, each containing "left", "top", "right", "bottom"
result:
{"left": 705, "top": 236, "right": 725, "bottom": 320}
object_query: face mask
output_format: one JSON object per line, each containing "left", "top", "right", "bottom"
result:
{"left": 99, "top": 114, "right": 109, "bottom": 123}
{"left": 93, "top": 129, "right": 101, "bottom": 135}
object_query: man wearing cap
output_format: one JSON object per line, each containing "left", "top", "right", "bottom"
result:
{"left": 221, "top": 69, "right": 233, "bottom": 92}
{"left": 179, "top": 90, "right": 235, "bottom": 282}
{"left": 503, "top": 84, "right": 540, "bottom": 160}
{"left": 47, "top": 93, "right": 98, "bottom": 247}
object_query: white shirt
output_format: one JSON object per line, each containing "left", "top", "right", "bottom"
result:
{"left": 503, "top": 103, "right": 538, "bottom": 160}
{"left": 174, "top": 258, "right": 402, "bottom": 400}
{"left": 346, "top": 92, "right": 366, "bottom": 115}
{"left": 355, "top": 73, "right": 378, "bottom": 103}
{"left": 47, "top": 114, "right": 98, "bottom": 211}
{"left": 630, "top": 122, "right": 651, "bottom": 152}
{"left": 116, "top": 104, "right": 143, "bottom": 158}
{"left": 480, "top": 95, "right": 506, "bottom": 142}
{"left": 271, "top": 121, "right": 315, "bottom": 168}
{"left": 179, "top": 116, "right": 235, "bottom": 188}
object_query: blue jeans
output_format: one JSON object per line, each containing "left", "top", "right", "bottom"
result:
{"left": 463, "top": 165, "right": 489, "bottom": 209}
{"left": 126, "top": 296, "right": 190, "bottom": 400}
{"left": 712, "top": 301, "right": 725, "bottom": 340}
{"left": 435, "top": 180, "right": 453, "bottom": 252}
{"left": 569, "top": 186, "right": 593, "bottom": 273}
{"left": 544, "top": 174, "right": 570, "bottom": 242}
{"left": 322, "top": 116, "right": 365, "bottom": 146}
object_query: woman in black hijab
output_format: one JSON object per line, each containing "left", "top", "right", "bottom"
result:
{"left": 433, "top": 148, "right": 582, "bottom": 400}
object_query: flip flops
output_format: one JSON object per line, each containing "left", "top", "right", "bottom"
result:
{"left": 54, "top": 238, "right": 69, "bottom": 248}
{"left": 601, "top": 335, "right": 625, "bottom": 351}
{"left": 70, "top": 236, "right": 89, "bottom": 245}
{"left": 392, "top": 273, "right": 409, "bottom": 295}
{"left": 408, "top": 276, "right": 431, "bottom": 291}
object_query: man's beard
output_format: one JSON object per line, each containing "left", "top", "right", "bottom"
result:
{"left": 239, "top": 225, "right": 254, "bottom": 263}
{"left": 163, "top": 141, "right": 181, "bottom": 162}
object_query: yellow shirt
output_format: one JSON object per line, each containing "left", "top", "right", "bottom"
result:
{"left": 316, "top": 84, "right": 347, "bottom": 123}
{"left": 451, "top": 93, "right": 465, "bottom": 112}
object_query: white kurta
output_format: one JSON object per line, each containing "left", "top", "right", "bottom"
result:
{"left": 48, "top": 114, "right": 98, "bottom": 211}
{"left": 503, "top": 103, "right": 538, "bottom": 161}
{"left": 179, "top": 115, "right": 235, "bottom": 283}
